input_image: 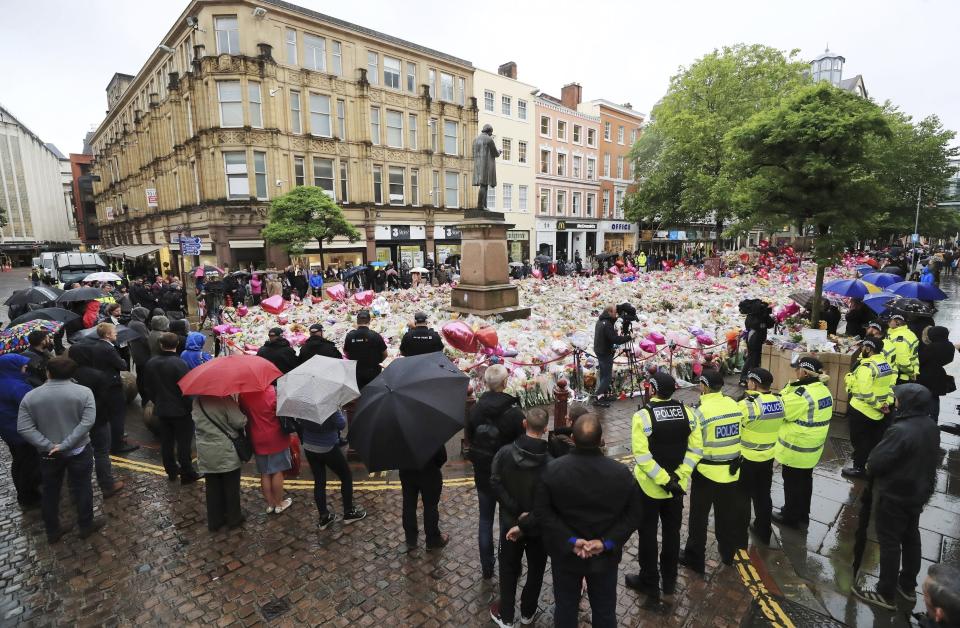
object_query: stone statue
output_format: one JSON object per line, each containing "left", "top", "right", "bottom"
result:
{"left": 472, "top": 124, "right": 500, "bottom": 210}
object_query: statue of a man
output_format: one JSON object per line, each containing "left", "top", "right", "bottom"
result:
{"left": 472, "top": 124, "right": 500, "bottom": 210}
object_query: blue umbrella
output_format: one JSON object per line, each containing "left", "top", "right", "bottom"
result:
{"left": 369, "top": 261, "right": 388, "bottom": 268}
{"left": 863, "top": 292, "right": 897, "bottom": 315}
{"left": 861, "top": 272, "right": 903, "bottom": 289}
{"left": 855, "top": 265, "right": 874, "bottom": 276}
{"left": 886, "top": 281, "right": 948, "bottom": 301}
{"left": 823, "top": 279, "right": 879, "bottom": 298}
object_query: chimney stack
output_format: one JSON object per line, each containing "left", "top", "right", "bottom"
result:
{"left": 561, "top": 82, "right": 582, "bottom": 109}
{"left": 497, "top": 61, "right": 517, "bottom": 79}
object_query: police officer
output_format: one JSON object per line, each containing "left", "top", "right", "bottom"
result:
{"left": 399, "top": 312, "right": 444, "bottom": 357}
{"left": 343, "top": 310, "right": 387, "bottom": 389}
{"left": 737, "top": 368, "right": 784, "bottom": 545}
{"left": 772, "top": 356, "right": 833, "bottom": 528}
{"left": 841, "top": 338, "right": 896, "bottom": 479}
{"left": 680, "top": 370, "right": 747, "bottom": 573}
{"left": 885, "top": 314, "right": 919, "bottom": 383}
{"left": 625, "top": 372, "right": 702, "bottom": 600}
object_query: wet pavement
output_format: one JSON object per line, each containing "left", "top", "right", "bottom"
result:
{"left": 0, "top": 268, "right": 958, "bottom": 626}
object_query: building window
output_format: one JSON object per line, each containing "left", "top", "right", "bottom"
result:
{"left": 556, "top": 153, "right": 566, "bottom": 177}
{"left": 440, "top": 72, "right": 454, "bottom": 101}
{"left": 539, "top": 149, "right": 550, "bottom": 174}
{"left": 223, "top": 151, "right": 248, "bottom": 199}
{"left": 214, "top": 16, "right": 239, "bottom": 55}
{"left": 336, "top": 99, "right": 345, "bottom": 139}
{"left": 501, "top": 95, "right": 511, "bottom": 116}
{"left": 539, "top": 188, "right": 550, "bottom": 214}
{"left": 443, "top": 120, "right": 457, "bottom": 155}
{"left": 631, "top": 128, "right": 638, "bottom": 143}
{"left": 604, "top": 122, "right": 611, "bottom": 141}
{"left": 540, "top": 115, "right": 550, "bottom": 136}
{"left": 501, "top": 138, "right": 512, "bottom": 161}
{"left": 312, "top": 157, "right": 335, "bottom": 197}
{"left": 444, "top": 170, "right": 459, "bottom": 208}
{"left": 366, "top": 52, "right": 381, "bottom": 86}
{"left": 404, "top": 114, "right": 417, "bottom": 149}
{"left": 248, "top": 82, "right": 263, "bottom": 128}
{"left": 339, "top": 161, "right": 348, "bottom": 203}
{"left": 586, "top": 193, "right": 595, "bottom": 217}
{"left": 603, "top": 153, "right": 611, "bottom": 177}
{"left": 254, "top": 151, "right": 268, "bottom": 200}
{"left": 370, "top": 106, "right": 381, "bottom": 145}
{"left": 168, "top": 115, "right": 176, "bottom": 150}
{"left": 309, "top": 93, "right": 331, "bottom": 136}
{"left": 518, "top": 140, "right": 527, "bottom": 164}
{"left": 331, "top": 41, "right": 342, "bottom": 76}
{"left": 217, "top": 81, "right": 242, "bottom": 127}
{"left": 572, "top": 191, "right": 581, "bottom": 216}
{"left": 410, "top": 168, "right": 420, "bottom": 205}
{"left": 587, "top": 128, "right": 597, "bottom": 147}
{"left": 405, "top": 62, "right": 417, "bottom": 93}
{"left": 556, "top": 190, "right": 566, "bottom": 215}
{"left": 373, "top": 165, "right": 383, "bottom": 204}
{"left": 457, "top": 77, "right": 465, "bottom": 105}
{"left": 293, "top": 156, "right": 305, "bottom": 186}
{"left": 285, "top": 28, "right": 297, "bottom": 65}
{"left": 384, "top": 56, "right": 401, "bottom": 89}
{"left": 290, "top": 90, "right": 302, "bottom": 133}
{"left": 430, "top": 117, "right": 438, "bottom": 151}
{"left": 517, "top": 100, "right": 527, "bottom": 120}
{"left": 518, "top": 185, "right": 528, "bottom": 211}
{"left": 428, "top": 69, "right": 436, "bottom": 98}
{"left": 386, "top": 110, "right": 403, "bottom": 148}
{"left": 573, "top": 124, "right": 582, "bottom": 143}
{"left": 174, "top": 170, "right": 182, "bottom": 208}
{"left": 484, "top": 90, "right": 494, "bottom": 112}
{"left": 503, "top": 183, "right": 512, "bottom": 210}
{"left": 602, "top": 190, "right": 610, "bottom": 215}
{"left": 432, "top": 170, "right": 440, "bottom": 205}
{"left": 191, "top": 160, "right": 200, "bottom": 203}
{"left": 615, "top": 189, "right": 624, "bottom": 218}
{"left": 184, "top": 95, "right": 193, "bottom": 136}
{"left": 618, "top": 126, "right": 625, "bottom": 144}
{"left": 572, "top": 155, "right": 582, "bottom": 178}
{"left": 557, "top": 120, "right": 567, "bottom": 141}
{"left": 388, "top": 166, "right": 405, "bottom": 205}
{"left": 617, "top": 156, "right": 624, "bottom": 179}
{"left": 487, "top": 186, "right": 496, "bottom": 210}
{"left": 304, "top": 34, "right": 326, "bottom": 72}
{"left": 586, "top": 157, "right": 596, "bottom": 180}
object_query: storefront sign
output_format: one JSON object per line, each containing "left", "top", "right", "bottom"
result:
{"left": 105, "top": 206, "right": 114, "bottom": 221}
{"left": 145, "top": 188, "right": 158, "bottom": 207}
{"left": 507, "top": 230, "right": 529, "bottom": 241}
{"left": 655, "top": 230, "right": 670, "bottom": 239}
{"left": 391, "top": 225, "right": 411, "bottom": 240}
{"left": 668, "top": 231, "right": 687, "bottom": 241}
{"left": 442, "top": 226, "right": 461, "bottom": 239}
{"left": 607, "top": 222, "right": 634, "bottom": 232}
{"left": 556, "top": 221, "right": 597, "bottom": 231}
{"left": 378, "top": 225, "right": 426, "bottom": 241}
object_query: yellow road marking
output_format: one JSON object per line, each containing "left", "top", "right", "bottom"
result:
{"left": 733, "top": 549, "right": 795, "bottom": 628}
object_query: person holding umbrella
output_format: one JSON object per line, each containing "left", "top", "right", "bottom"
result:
{"left": 886, "top": 314, "right": 920, "bottom": 383}
{"left": 238, "top": 385, "right": 293, "bottom": 515}
{"left": 343, "top": 310, "right": 387, "bottom": 389}
{"left": 0, "top": 354, "right": 41, "bottom": 509}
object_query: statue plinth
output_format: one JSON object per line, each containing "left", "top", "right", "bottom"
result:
{"left": 449, "top": 215, "right": 530, "bottom": 321}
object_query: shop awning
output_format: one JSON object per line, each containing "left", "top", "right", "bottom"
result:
{"left": 99, "top": 246, "right": 128, "bottom": 258}
{"left": 99, "top": 244, "right": 161, "bottom": 260}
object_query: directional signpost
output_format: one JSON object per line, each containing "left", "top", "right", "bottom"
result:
{"left": 179, "top": 236, "right": 202, "bottom": 256}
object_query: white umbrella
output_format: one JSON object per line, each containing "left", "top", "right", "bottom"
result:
{"left": 83, "top": 271, "right": 123, "bottom": 282}
{"left": 276, "top": 355, "right": 360, "bottom": 424}
{"left": 410, "top": 267, "right": 429, "bottom": 274}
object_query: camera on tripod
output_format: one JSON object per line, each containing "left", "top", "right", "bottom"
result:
{"left": 616, "top": 302, "right": 638, "bottom": 336}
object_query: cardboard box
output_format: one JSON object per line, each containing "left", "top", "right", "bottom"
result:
{"left": 761, "top": 344, "right": 850, "bottom": 415}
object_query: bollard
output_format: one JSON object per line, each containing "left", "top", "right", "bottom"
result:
{"left": 461, "top": 384, "right": 477, "bottom": 458}
{"left": 553, "top": 379, "right": 570, "bottom": 430}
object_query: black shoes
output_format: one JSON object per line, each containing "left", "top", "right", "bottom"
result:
{"left": 426, "top": 533, "right": 450, "bottom": 551}
{"left": 841, "top": 466, "right": 867, "bottom": 479}
{"left": 47, "top": 523, "right": 74, "bottom": 544}
{"left": 79, "top": 519, "right": 105, "bottom": 539}
{"left": 112, "top": 442, "right": 140, "bottom": 454}
{"left": 678, "top": 550, "right": 705, "bottom": 575}
{"left": 771, "top": 510, "right": 808, "bottom": 529}
{"left": 624, "top": 574, "right": 660, "bottom": 597}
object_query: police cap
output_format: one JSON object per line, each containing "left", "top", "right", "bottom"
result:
{"left": 650, "top": 372, "right": 676, "bottom": 397}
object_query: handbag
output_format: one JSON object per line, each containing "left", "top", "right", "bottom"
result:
{"left": 283, "top": 434, "right": 302, "bottom": 479}
{"left": 278, "top": 415, "right": 298, "bottom": 435}
{"left": 198, "top": 400, "right": 253, "bottom": 462}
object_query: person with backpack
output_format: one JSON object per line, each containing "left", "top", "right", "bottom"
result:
{"left": 465, "top": 364, "right": 525, "bottom": 580}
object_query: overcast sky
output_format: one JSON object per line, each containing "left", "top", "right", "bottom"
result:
{"left": 1, "top": 0, "right": 957, "bottom": 155}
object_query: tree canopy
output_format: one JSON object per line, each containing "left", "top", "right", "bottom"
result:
{"left": 261, "top": 187, "right": 360, "bottom": 257}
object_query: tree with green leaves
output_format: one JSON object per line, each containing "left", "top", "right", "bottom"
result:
{"left": 729, "top": 83, "right": 891, "bottom": 324}
{"left": 261, "top": 187, "right": 360, "bottom": 264}
{"left": 626, "top": 44, "right": 809, "bottom": 247}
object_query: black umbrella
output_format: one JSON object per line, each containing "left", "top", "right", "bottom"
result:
{"left": 69, "top": 324, "right": 144, "bottom": 345}
{"left": 885, "top": 296, "right": 937, "bottom": 319}
{"left": 342, "top": 265, "right": 368, "bottom": 279}
{"left": 56, "top": 287, "right": 104, "bottom": 304}
{"left": 4, "top": 286, "right": 63, "bottom": 307}
{"left": 594, "top": 252, "right": 618, "bottom": 261}
{"left": 878, "top": 265, "right": 905, "bottom": 276}
{"left": 7, "top": 307, "right": 80, "bottom": 328}
{"left": 349, "top": 353, "right": 469, "bottom": 472}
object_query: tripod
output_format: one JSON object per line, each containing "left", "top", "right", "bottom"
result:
{"left": 569, "top": 347, "right": 591, "bottom": 403}
{"left": 616, "top": 336, "right": 645, "bottom": 400}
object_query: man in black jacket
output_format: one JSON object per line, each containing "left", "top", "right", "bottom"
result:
{"left": 853, "top": 384, "right": 940, "bottom": 611}
{"left": 143, "top": 333, "right": 198, "bottom": 483}
{"left": 593, "top": 305, "right": 630, "bottom": 407}
{"left": 534, "top": 414, "right": 642, "bottom": 628}
{"left": 343, "top": 310, "right": 387, "bottom": 388}
{"left": 466, "top": 364, "right": 526, "bottom": 579}
{"left": 88, "top": 323, "right": 139, "bottom": 454}
{"left": 257, "top": 327, "right": 299, "bottom": 374}
{"left": 22, "top": 330, "right": 53, "bottom": 387}
{"left": 489, "top": 407, "right": 551, "bottom": 628}
{"left": 399, "top": 312, "right": 445, "bottom": 357}
{"left": 298, "top": 324, "right": 343, "bottom": 364}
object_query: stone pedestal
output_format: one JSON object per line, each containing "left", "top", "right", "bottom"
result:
{"left": 449, "top": 211, "right": 530, "bottom": 320}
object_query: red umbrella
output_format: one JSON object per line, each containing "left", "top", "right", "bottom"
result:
{"left": 178, "top": 354, "right": 282, "bottom": 396}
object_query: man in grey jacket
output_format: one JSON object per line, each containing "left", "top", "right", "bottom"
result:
{"left": 18, "top": 356, "right": 101, "bottom": 543}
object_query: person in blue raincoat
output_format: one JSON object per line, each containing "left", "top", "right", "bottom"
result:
{"left": 920, "top": 266, "right": 935, "bottom": 285}
{"left": 0, "top": 353, "right": 40, "bottom": 507}
{"left": 309, "top": 268, "right": 324, "bottom": 297}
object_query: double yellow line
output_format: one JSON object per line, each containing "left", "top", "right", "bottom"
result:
{"left": 733, "top": 548, "right": 795, "bottom": 628}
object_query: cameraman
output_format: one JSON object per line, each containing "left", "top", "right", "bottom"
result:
{"left": 739, "top": 300, "right": 774, "bottom": 386}
{"left": 593, "top": 304, "right": 631, "bottom": 408}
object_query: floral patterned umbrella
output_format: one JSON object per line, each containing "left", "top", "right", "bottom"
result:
{"left": 0, "top": 320, "right": 63, "bottom": 356}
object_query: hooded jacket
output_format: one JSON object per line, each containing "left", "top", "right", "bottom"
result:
{"left": 465, "top": 391, "right": 525, "bottom": 489}
{"left": 593, "top": 310, "right": 629, "bottom": 357}
{"left": 82, "top": 300, "right": 100, "bottom": 329}
{"left": 298, "top": 334, "right": 342, "bottom": 365}
{"left": 256, "top": 337, "right": 299, "bottom": 374}
{"left": 148, "top": 315, "right": 170, "bottom": 357}
{"left": 128, "top": 307, "right": 151, "bottom": 367}
{"left": 918, "top": 326, "right": 955, "bottom": 396}
{"left": 867, "top": 384, "right": 940, "bottom": 507}
{"left": 169, "top": 319, "right": 189, "bottom": 354}
{"left": 181, "top": 332, "right": 212, "bottom": 370}
{"left": 68, "top": 343, "right": 112, "bottom": 425}
{"left": 0, "top": 354, "right": 33, "bottom": 445}
{"left": 490, "top": 434, "right": 552, "bottom": 535}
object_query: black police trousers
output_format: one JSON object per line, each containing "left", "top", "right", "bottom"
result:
{"left": 684, "top": 468, "right": 747, "bottom": 567}
{"left": 638, "top": 491, "right": 684, "bottom": 593}
{"left": 738, "top": 458, "right": 774, "bottom": 542}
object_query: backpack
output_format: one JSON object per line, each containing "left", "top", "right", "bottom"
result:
{"left": 469, "top": 419, "right": 501, "bottom": 464}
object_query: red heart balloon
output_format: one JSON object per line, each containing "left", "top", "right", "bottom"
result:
{"left": 475, "top": 326, "right": 499, "bottom": 349}
{"left": 442, "top": 321, "right": 480, "bottom": 353}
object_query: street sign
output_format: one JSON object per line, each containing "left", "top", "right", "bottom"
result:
{"left": 145, "top": 188, "right": 158, "bottom": 207}
{"left": 911, "top": 233, "right": 920, "bottom": 243}
{"left": 179, "top": 236, "right": 202, "bottom": 256}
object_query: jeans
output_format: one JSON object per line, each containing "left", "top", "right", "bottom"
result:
{"left": 205, "top": 468, "right": 243, "bottom": 531}
{"left": 40, "top": 445, "right": 94, "bottom": 536}
{"left": 595, "top": 353, "right": 614, "bottom": 398}
{"left": 781, "top": 465, "right": 813, "bottom": 523}
{"left": 552, "top": 565, "right": 618, "bottom": 628}
{"left": 6, "top": 441, "right": 41, "bottom": 506}
{"left": 499, "top": 530, "right": 547, "bottom": 623}
{"left": 89, "top": 422, "right": 117, "bottom": 490}
{"left": 848, "top": 408, "right": 889, "bottom": 469}
{"left": 684, "top": 469, "right": 748, "bottom": 566}
{"left": 738, "top": 458, "right": 774, "bottom": 541}
{"left": 476, "top": 483, "right": 497, "bottom": 576}
{"left": 638, "top": 491, "right": 684, "bottom": 593}
{"left": 876, "top": 496, "right": 923, "bottom": 599}
{"left": 304, "top": 447, "right": 353, "bottom": 515}
{"left": 399, "top": 466, "right": 443, "bottom": 545}
{"left": 158, "top": 415, "right": 196, "bottom": 478}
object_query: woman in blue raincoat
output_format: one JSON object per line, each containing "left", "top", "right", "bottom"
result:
{"left": 0, "top": 353, "right": 40, "bottom": 507}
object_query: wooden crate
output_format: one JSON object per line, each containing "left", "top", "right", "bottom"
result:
{"left": 761, "top": 344, "right": 850, "bottom": 415}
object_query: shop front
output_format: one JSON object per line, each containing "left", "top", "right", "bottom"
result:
{"left": 599, "top": 221, "right": 638, "bottom": 254}
{"left": 433, "top": 225, "right": 461, "bottom": 264}
{"left": 375, "top": 224, "right": 426, "bottom": 268}
{"left": 535, "top": 219, "right": 556, "bottom": 260}
{"left": 556, "top": 220, "right": 598, "bottom": 262}
{"left": 229, "top": 239, "right": 268, "bottom": 270}
{"left": 506, "top": 229, "right": 530, "bottom": 262}
{"left": 301, "top": 238, "right": 366, "bottom": 273}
